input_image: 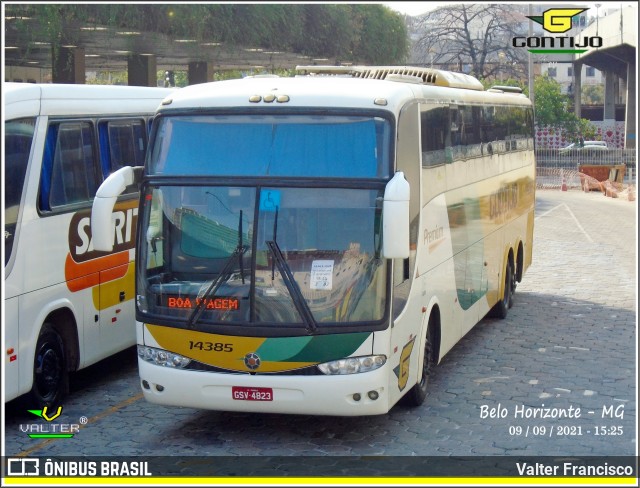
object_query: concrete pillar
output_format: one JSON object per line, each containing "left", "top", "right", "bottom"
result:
{"left": 128, "top": 54, "right": 157, "bottom": 87}
{"left": 619, "top": 77, "right": 627, "bottom": 104}
{"left": 573, "top": 61, "right": 582, "bottom": 119}
{"left": 52, "top": 45, "right": 85, "bottom": 84}
{"left": 603, "top": 71, "right": 616, "bottom": 122}
{"left": 188, "top": 61, "right": 214, "bottom": 85}
{"left": 624, "top": 60, "right": 636, "bottom": 149}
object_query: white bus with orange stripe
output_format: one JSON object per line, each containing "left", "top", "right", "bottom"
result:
{"left": 4, "top": 83, "right": 174, "bottom": 407}
{"left": 92, "top": 66, "right": 535, "bottom": 416}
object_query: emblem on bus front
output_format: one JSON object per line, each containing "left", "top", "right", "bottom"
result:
{"left": 244, "top": 352, "right": 261, "bottom": 370}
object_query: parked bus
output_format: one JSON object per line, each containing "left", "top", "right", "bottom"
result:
{"left": 91, "top": 66, "right": 535, "bottom": 416}
{"left": 4, "top": 83, "right": 174, "bottom": 407}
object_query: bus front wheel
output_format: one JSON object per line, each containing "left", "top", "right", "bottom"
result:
{"left": 403, "top": 320, "right": 434, "bottom": 407}
{"left": 30, "top": 324, "right": 68, "bottom": 408}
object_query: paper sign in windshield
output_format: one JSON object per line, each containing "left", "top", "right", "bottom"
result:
{"left": 310, "top": 260, "right": 334, "bottom": 290}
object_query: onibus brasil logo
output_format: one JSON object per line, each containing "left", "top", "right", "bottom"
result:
{"left": 21, "top": 406, "right": 85, "bottom": 439}
{"left": 513, "top": 8, "right": 603, "bottom": 54}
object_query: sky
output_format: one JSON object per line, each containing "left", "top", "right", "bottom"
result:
{"left": 382, "top": 1, "right": 635, "bottom": 17}
{"left": 384, "top": 2, "right": 452, "bottom": 15}
{"left": 381, "top": 2, "right": 448, "bottom": 16}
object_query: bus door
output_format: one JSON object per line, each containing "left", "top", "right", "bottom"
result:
{"left": 93, "top": 118, "right": 147, "bottom": 354}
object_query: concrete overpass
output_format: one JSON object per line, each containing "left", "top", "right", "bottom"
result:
{"left": 4, "top": 17, "right": 339, "bottom": 86}
{"left": 574, "top": 5, "right": 636, "bottom": 149}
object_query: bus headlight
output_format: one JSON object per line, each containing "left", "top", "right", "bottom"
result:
{"left": 137, "top": 345, "right": 191, "bottom": 369}
{"left": 317, "top": 355, "right": 386, "bottom": 375}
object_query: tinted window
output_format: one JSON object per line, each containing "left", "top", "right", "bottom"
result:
{"left": 99, "top": 119, "right": 147, "bottom": 176}
{"left": 5, "top": 117, "right": 36, "bottom": 265}
{"left": 420, "top": 106, "right": 448, "bottom": 166}
{"left": 43, "top": 122, "right": 98, "bottom": 209}
{"left": 149, "top": 115, "right": 391, "bottom": 178}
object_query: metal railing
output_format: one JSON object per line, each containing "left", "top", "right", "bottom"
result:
{"left": 535, "top": 148, "right": 637, "bottom": 184}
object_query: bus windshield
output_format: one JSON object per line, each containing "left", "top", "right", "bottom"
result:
{"left": 148, "top": 114, "right": 391, "bottom": 178}
{"left": 138, "top": 185, "right": 387, "bottom": 329}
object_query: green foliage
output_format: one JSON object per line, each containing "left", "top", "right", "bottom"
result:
{"left": 575, "top": 118, "right": 597, "bottom": 140}
{"left": 8, "top": 4, "right": 408, "bottom": 66}
{"left": 533, "top": 75, "right": 595, "bottom": 141}
{"left": 582, "top": 84, "right": 604, "bottom": 105}
{"left": 295, "top": 4, "right": 353, "bottom": 58}
{"left": 534, "top": 75, "right": 571, "bottom": 126}
{"left": 86, "top": 71, "right": 128, "bottom": 85}
{"left": 351, "top": 5, "right": 408, "bottom": 64}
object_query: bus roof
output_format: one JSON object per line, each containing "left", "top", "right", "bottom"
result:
{"left": 3, "top": 83, "right": 175, "bottom": 120}
{"left": 159, "top": 66, "right": 530, "bottom": 114}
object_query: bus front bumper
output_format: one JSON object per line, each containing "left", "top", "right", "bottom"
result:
{"left": 138, "top": 359, "right": 392, "bottom": 416}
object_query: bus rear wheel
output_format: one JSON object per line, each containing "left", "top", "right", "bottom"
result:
{"left": 491, "top": 260, "right": 514, "bottom": 319}
{"left": 30, "top": 324, "right": 68, "bottom": 408}
{"left": 403, "top": 321, "right": 434, "bottom": 407}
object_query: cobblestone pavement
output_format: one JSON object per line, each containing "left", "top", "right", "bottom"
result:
{"left": 3, "top": 190, "right": 637, "bottom": 470}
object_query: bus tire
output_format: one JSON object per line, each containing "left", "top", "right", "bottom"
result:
{"left": 403, "top": 320, "right": 434, "bottom": 407}
{"left": 491, "top": 260, "right": 513, "bottom": 319}
{"left": 509, "top": 262, "right": 517, "bottom": 308}
{"left": 30, "top": 324, "right": 68, "bottom": 408}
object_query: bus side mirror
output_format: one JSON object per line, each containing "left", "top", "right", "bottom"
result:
{"left": 91, "top": 166, "right": 142, "bottom": 252}
{"left": 382, "top": 171, "right": 410, "bottom": 259}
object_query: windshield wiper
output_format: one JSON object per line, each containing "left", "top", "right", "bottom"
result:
{"left": 266, "top": 239, "right": 318, "bottom": 335}
{"left": 186, "top": 210, "right": 248, "bottom": 329}
{"left": 186, "top": 244, "right": 248, "bottom": 329}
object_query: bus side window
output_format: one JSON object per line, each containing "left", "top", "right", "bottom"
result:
{"left": 420, "top": 106, "right": 448, "bottom": 167}
{"left": 45, "top": 121, "right": 98, "bottom": 209}
{"left": 462, "top": 106, "right": 482, "bottom": 158}
{"left": 99, "top": 119, "right": 147, "bottom": 194}
{"left": 482, "top": 106, "right": 505, "bottom": 154}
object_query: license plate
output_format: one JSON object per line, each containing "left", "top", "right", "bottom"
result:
{"left": 232, "top": 386, "right": 273, "bottom": 401}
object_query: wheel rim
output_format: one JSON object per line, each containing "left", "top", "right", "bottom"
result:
{"left": 34, "top": 341, "right": 63, "bottom": 402}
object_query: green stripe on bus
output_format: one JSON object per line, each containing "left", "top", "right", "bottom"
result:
{"left": 256, "top": 336, "right": 313, "bottom": 361}
{"left": 529, "top": 49, "right": 587, "bottom": 54}
{"left": 286, "top": 332, "right": 371, "bottom": 362}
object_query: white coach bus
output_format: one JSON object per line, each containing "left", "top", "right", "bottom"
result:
{"left": 4, "top": 83, "right": 174, "bottom": 407}
{"left": 91, "top": 66, "right": 535, "bottom": 416}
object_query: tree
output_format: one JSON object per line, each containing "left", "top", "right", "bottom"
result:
{"left": 582, "top": 84, "right": 604, "bottom": 105}
{"left": 534, "top": 75, "right": 596, "bottom": 141}
{"left": 6, "top": 4, "right": 408, "bottom": 69}
{"left": 351, "top": 5, "right": 408, "bottom": 64}
{"left": 410, "top": 4, "right": 528, "bottom": 80}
